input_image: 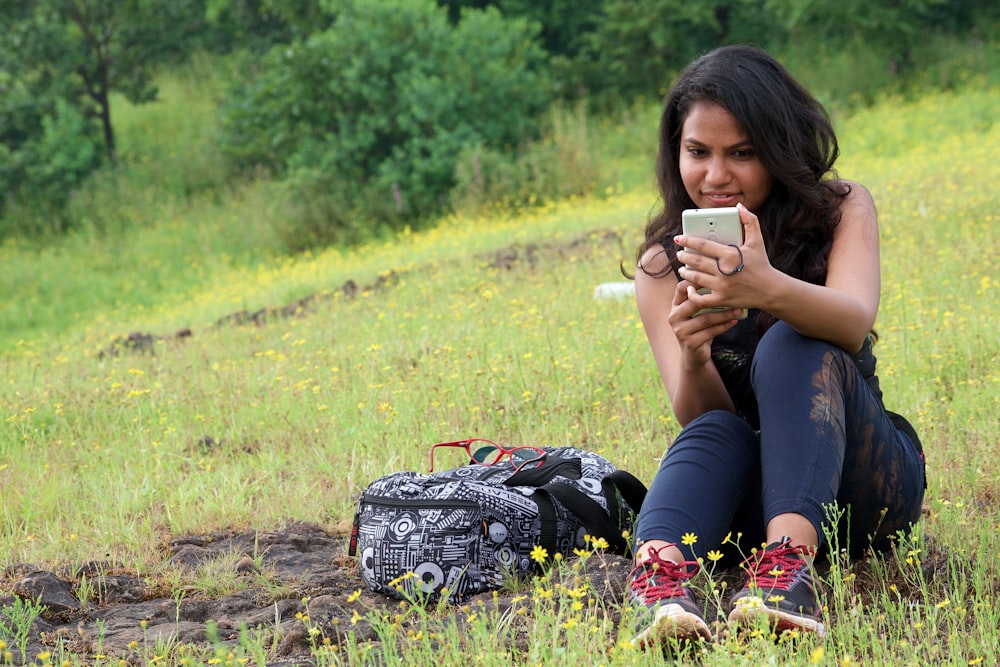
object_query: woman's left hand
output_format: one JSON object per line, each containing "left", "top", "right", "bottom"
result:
{"left": 673, "top": 203, "right": 775, "bottom": 315}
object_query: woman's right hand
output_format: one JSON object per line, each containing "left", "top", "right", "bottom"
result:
{"left": 666, "top": 274, "right": 742, "bottom": 368}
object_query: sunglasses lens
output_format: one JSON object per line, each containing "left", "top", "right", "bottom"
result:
{"left": 510, "top": 447, "right": 545, "bottom": 470}
{"left": 471, "top": 444, "right": 504, "bottom": 465}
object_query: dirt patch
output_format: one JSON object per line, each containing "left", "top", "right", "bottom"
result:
{"left": 0, "top": 521, "right": 636, "bottom": 665}
{"left": 2, "top": 518, "right": 979, "bottom": 665}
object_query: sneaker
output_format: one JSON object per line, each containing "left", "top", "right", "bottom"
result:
{"left": 727, "top": 537, "right": 826, "bottom": 637}
{"left": 628, "top": 545, "right": 712, "bottom": 647}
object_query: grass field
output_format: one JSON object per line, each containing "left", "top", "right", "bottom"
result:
{"left": 1, "top": 77, "right": 998, "bottom": 664}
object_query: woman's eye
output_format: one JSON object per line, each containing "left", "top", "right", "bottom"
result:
{"left": 733, "top": 149, "right": 755, "bottom": 159}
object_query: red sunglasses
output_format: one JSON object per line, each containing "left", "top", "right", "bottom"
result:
{"left": 429, "top": 438, "right": 546, "bottom": 472}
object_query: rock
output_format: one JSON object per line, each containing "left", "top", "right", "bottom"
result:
{"left": 11, "top": 571, "right": 81, "bottom": 620}
{"left": 235, "top": 555, "right": 260, "bottom": 575}
{"left": 88, "top": 575, "right": 148, "bottom": 605}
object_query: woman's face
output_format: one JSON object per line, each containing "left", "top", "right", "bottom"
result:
{"left": 678, "top": 101, "right": 773, "bottom": 212}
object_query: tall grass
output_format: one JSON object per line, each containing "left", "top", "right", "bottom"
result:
{"left": 779, "top": 27, "right": 1000, "bottom": 115}
{"left": 0, "top": 41, "right": 1000, "bottom": 665}
{"left": 1, "top": 65, "right": 998, "bottom": 666}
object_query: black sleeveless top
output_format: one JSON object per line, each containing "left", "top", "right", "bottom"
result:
{"left": 711, "top": 311, "right": 762, "bottom": 429}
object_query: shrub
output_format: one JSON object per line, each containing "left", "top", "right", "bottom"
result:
{"left": 219, "top": 0, "right": 552, "bottom": 246}
{"left": 450, "top": 103, "right": 600, "bottom": 217}
{"left": 0, "top": 97, "right": 103, "bottom": 239}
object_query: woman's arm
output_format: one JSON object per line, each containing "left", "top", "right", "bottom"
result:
{"left": 676, "top": 183, "right": 880, "bottom": 353}
{"left": 756, "top": 184, "right": 880, "bottom": 352}
{"left": 635, "top": 246, "right": 743, "bottom": 426}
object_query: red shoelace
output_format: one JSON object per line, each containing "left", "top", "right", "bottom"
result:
{"left": 630, "top": 547, "right": 700, "bottom": 599}
{"left": 742, "top": 539, "right": 814, "bottom": 589}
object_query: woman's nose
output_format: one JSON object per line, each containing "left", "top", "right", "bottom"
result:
{"left": 705, "top": 157, "right": 730, "bottom": 185}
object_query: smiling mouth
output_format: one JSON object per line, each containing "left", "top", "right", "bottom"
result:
{"left": 704, "top": 193, "right": 740, "bottom": 204}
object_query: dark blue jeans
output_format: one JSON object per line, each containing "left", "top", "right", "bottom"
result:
{"left": 635, "top": 322, "right": 925, "bottom": 566}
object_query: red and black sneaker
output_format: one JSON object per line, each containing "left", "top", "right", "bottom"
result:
{"left": 728, "top": 537, "right": 826, "bottom": 637}
{"left": 628, "top": 545, "right": 712, "bottom": 647}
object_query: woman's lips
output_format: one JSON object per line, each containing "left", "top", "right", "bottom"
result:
{"left": 703, "top": 193, "right": 740, "bottom": 207}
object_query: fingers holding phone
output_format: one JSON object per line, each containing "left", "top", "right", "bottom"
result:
{"left": 677, "top": 207, "right": 748, "bottom": 318}
{"left": 668, "top": 273, "right": 742, "bottom": 359}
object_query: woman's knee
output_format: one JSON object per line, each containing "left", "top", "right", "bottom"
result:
{"left": 665, "top": 410, "right": 758, "bottom": 463}
{"left": 681, "top": 409, "right": 755, "bottom": 437}
{"left": 755, "top": 321, "right": 833, "bottom": 361}
{"left": 751, "top": 321, "right": 849, "bottom": 387}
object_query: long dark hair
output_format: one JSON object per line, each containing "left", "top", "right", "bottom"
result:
{"left": 634, "top": 45, "right": 849, "bottom": 290}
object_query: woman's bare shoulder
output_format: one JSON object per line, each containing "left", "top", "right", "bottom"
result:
{"left": 834, "top": 179, "right": 876, "bottom": 211}
{"left": 830, "top": 179, "right": 880, "bottom": 250}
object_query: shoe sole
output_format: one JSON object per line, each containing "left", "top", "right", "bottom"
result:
{"left": 633, "top": 603, "right": 713, "bottom": 648}
{"left": 728, "top": 597, "right": 826, "bottom": 638}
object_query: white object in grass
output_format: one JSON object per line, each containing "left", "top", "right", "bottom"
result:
{"left": 593, "top": 282, "right": 635, "bottom": 300}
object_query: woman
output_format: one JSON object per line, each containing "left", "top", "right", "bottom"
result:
{"left": 628, "top": 45, "right": 925, "bottom": 646}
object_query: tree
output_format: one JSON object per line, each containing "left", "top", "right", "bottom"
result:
{"left": 763, "top": 0, "right": 949, "bottom": 72}
{"left": 0, "top": 0, "right": 205, "bottom": 220}
{"left": 568, "top": 0, "right": 788, "bottom": 101}
{"left": 201, "top": 0, "right": 328, "bottom": 51}
{"left": 436, "top": 0, "right": 603, "bottom": 57}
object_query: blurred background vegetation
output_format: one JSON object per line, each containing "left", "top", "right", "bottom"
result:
{"left": 1, "top": 0, "right": 998, "bottom": 251}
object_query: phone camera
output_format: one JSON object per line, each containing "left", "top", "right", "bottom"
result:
{"left": 707, "top": 218, "right": 717, "bottom": 227}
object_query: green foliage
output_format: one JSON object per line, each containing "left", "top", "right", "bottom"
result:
{"left": 766, "top": 0, "right": 948, "bottom": 70}
{"left": 450, "top": 103, "right": 601, "bottom": 217}
{"left": 494, "top": 0, "right": 603, "bottom": 56}
{"left": 0, "top": 80, "right": 103, "bottom": 237}
{"left": 1, "top": 99, "right": 104, "bottom": 239}
{"left": 442, "top": 0, "right": 999, "bottom": 103}
{"left": 0, "top": 0, "right": 208, "bottom": 235}
{"left": 201, "top": 0, "right": 331, "bottom": 52}
{"left": 3, "top": 0, "right": 998, "bottom": 246}
{"left": 31, "top": 101, "right": 103, "bottom": 202}
{"left": 780, "top": 19, "right": 1000, "bottom": 113}
{"left": 567, "top": 0, "right": 731, "bottom": 99}
{"left": 0, "top": 596, "right": 45, "bottom": 663}
{"left": 220, "top": 0, "right": 553, "bottom": 247}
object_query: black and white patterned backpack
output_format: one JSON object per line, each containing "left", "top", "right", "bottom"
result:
{"left": 348, "top": 446, "right": 646, "bottom": 600}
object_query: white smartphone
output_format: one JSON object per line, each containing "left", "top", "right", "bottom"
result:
{"left": 681, "top": 207, "right": 747, "bottom": 318}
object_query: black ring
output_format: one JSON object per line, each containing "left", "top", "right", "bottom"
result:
{"left": 716, "top": 245, "right": 744, "bottom": 276}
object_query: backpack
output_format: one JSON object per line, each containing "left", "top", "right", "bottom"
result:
{"left": 348, "top": 446, "right": 647, "bottom": 600}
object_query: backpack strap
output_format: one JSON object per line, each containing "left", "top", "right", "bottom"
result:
{"left": 605, "top": 469, "right": 647, "bottom": 515}
{"left": 542, "top": 482, "right": 629, "bottom": 555}
{"left": 531, "top": 489, "right": 561, "bottom": 557}
{"left": 542, "top": 471, "right": 647, "bottom": 556}
{"left": 599, "top": 470, "right": 647, "bottom": 552}
{"left": 503, "top": 456, "right": 581, "bottom": 487}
